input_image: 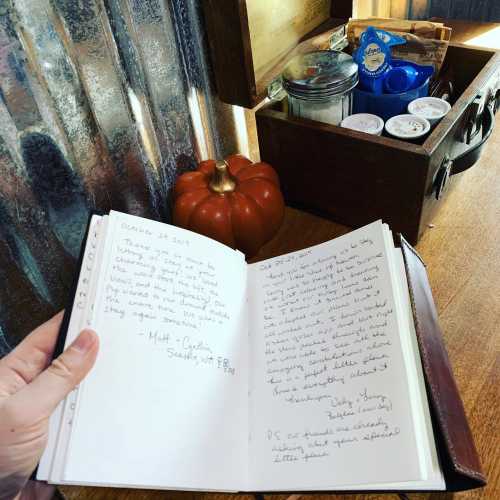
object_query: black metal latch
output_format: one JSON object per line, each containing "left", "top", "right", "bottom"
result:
{"left": 435, "top": 98, "right": 496, "bottom": 200}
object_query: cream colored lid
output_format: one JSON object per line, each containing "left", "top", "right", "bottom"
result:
{"left": 385, "top": 114, "right": 431, "bottom": 139}
{"left": 408, "top": 97, "right": 451, "bottom": 119}
{"left": 341, "top": 113, "right": 384, "bottom": 134}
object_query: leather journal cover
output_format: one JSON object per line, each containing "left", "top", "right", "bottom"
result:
{"left": 398, "top": 235, "right": 486, "bottom": 491}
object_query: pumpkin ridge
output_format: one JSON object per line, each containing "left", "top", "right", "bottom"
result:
{"left": 237, "top": 179, "right": 283, "bottom": 214}
{"left": 240, "top": 190, "right": 264, "bottom": 222}
{"left": 190, "top": 193, "right": 235, "bottom": 246}
{"left": 229, "top": 191, "right": 265, "bottom": 255}
{"left": 236, "top": 178, "right": 284, "bottom": 242}
{"left": 231, "top": 190, "right": 263, "bottom": 231}
{"left": 227, "top": 192, "right": 235, "bottom": 248}
{"left": 236, "top": 163, "right": 280, "bottom": 186}
{"left": 238, "top": 177, "right": 276, "bottom": 192}
{"left": 181, "top": 186, "right": 212, "bottom": 195}
{"left": 184, "top": 191, "right": 213, "bottom": 227}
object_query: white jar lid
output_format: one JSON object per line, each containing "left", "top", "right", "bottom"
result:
{"left": 385, "top": 114, "right": 431, "bottom": 139}
{"left": 340, "top": 113, "right": 384, "bottom": 135}
{"left": 408, "top": 97, "right": 451, "bottom": 120}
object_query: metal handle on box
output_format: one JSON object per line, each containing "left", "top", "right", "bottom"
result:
{"left": 434, "top": 101, "right": 496, "bottom": 200}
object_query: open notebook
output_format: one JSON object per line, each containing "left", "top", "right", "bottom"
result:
{"left": 37, "top": 211, "right": 481, "bottom": 492}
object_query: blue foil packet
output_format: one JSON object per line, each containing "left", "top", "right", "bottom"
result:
{"left": 360, "top": 28, "right": 406, "bottom": 48}
{"left": 353, "top": 26, "right": 392, "bottom": 94}
{"left": 384, "top": 59, "right": 434, "bottom": 93}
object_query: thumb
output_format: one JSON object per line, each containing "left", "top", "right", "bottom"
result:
{"left": 10, "top": 329, "right": 99, "bottom": 421}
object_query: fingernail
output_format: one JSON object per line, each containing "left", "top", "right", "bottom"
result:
{"left": 71, "top": 329, "right": 97, "bottom": 353}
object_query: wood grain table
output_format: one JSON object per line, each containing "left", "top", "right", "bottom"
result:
{"left": 432, "top": 18, "right": 500, "bottom": 50}
{"left": 59, "top": 97, "right": 500, "bottom": 500}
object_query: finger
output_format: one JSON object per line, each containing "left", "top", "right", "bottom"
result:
{"left": 0, "top": 312, "right": 64, "bottom": 397}
{"left": 8, "top": 329, "right": 99, "bottom": 422}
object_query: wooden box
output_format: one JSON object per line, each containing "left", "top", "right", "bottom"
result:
{"left": 202, "top": 0, "right": 500, "bottom": 244}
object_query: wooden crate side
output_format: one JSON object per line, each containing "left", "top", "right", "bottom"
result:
{"left": 202, "top": 0, "right": 256, "bottom": 108}
{"left": 331, "top": 0, "right": 353, "bottom": 17}
{"left": 419, "top": 47, "right": 500, "bottom": 238}
{"left": 256, "top": 109, "right": 429, "bottom": 244}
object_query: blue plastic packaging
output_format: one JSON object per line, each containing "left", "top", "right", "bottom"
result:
{"left": 353, "top": 78, "right": 430, "bottom": 122}
{"left": 385, "top": 65, "right": 418, "bottom": 93}
{"left": 384, "top": 60, "right": 434, "bottom": 94}
{"left": 359, "top": 28, "right": 406, "bottom": 48}
{"left": 352, "top": 26, "right": 435, "bottom": 121}
{"left": 353, "top": 26, "right": 392, "bottom": 95}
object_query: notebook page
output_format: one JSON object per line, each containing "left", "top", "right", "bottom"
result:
{"left": 339, "top": 226, "right": 443, "bottom": 490}
{"left": 38, "top": 214, "right": 104, "bottom": 480}
{"left": 385, "top": 246, "right": 444, "bottom": 490}
{"left": 259, "top": 246, "right": 444, "bottom": 492}
{"left": 61, "top": 211, "right": 249, "bottom": 491}
{"left": 48, "top": 214, "right": 110, "bottom": 483}
{"left": 247, "top": 221, "right": 422, "bottom": 490}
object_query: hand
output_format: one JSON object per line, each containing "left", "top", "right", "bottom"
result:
{"left": 0, "top": 312, "right": 99, "bottom": 500}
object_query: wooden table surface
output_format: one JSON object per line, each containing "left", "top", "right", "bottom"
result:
{"left": 59, "top": 22, "right": 500, "bottom": 500}
{"left": 432, "top": 18, "right": 500, "bottom": 50}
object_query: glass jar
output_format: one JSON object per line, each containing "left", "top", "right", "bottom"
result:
{"left": 282, "top": 51, "right": 358, "bottom": 126}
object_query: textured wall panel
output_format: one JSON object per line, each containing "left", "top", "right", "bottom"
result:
{"left": 0, "top": 0, "right": 245, "bottom": 352}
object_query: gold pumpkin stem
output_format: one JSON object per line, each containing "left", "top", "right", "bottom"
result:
{"left": 209, "top": 160, "right": 237, "bottom": 194}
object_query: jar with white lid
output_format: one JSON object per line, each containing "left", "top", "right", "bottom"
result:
{"left": 282, "top": 51, "right": 359, "bottom": 126}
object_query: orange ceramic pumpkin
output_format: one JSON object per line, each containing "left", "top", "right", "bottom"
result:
{"left": 173, "top": 154, "right": 284, "bottom": 256}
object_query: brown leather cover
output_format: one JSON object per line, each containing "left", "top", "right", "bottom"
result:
{"left": 398, "top": 235, "right": 486, "bottom": 491}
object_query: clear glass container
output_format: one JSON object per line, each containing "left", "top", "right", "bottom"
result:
{"left": 282, "top": 51, "right": 358, "bottom": 126}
